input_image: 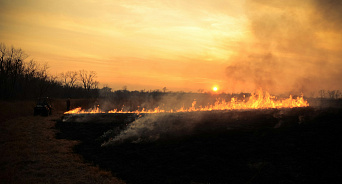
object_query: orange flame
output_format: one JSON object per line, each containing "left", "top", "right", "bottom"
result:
{"left": 64, "top": 89, "right": 309, "bottom": 114}
{"left": 64, "top": 105, "right": 103, "bottom": 114}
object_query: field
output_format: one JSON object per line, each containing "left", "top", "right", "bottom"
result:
{"left": 57, "top": 105, "right": 342, "bottom": 184}
{"left": 2, "top": 99, "right": 342, "bottom": 183}
{"left": 0, "top": 100, "right": 124, "bottom": 184}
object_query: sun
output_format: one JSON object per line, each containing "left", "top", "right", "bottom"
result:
{"left": 212, "top": 86, "right": 218, "bottom": 92}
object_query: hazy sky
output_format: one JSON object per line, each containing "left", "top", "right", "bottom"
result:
{"left": 1, "top": 0, "right": 341, "bottom": 94}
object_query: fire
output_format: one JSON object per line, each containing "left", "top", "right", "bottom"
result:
{"left": 64, "top": 105, "right": 103, "bottom": 114}
{"left": 64, "top": 89, "right": 309, "bottom": 114}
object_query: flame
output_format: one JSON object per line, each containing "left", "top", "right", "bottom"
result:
{"left": 64, "top": 105, "right": 103, "bottom": 114}
{"left": 64, "top": 89, "right": 309, "bottom": 114}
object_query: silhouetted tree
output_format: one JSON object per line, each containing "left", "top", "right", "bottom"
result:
{"left": 99, "top": 86, "right": 112, "bottom": 98}
{"left": 328, "top": 90, "right": 336, "bottom": 99}
{"left": 335, "top": 90, "right": 341, "bottom": 99}
{"left": 0, "top": 43, "right": 102, "bottom": 100}
{"left": 198, "top": 89, "right": 204, "bottom": 93}
{"left": 79, "top": 70, "right": 98, "bottom": 91}
{"left": 60, "top": 70, "right": 78, "bottom": 88}
{"left": 319, "top": 90, "right": 325, "bottom": 99}
{"left": 0, "top": 43, "right": 27, "bottom": 99}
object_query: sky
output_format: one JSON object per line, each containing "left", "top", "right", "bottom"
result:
{"left": 1, "top": 0, "right": 341, "bottom": 95}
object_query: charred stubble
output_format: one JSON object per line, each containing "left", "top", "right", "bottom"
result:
{"left": 57, "top": 107, "right": 342, "bottom": 184}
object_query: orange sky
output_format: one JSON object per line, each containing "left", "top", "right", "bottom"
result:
{"left": 1, "top": 0, "right": 341, "bottom": 94}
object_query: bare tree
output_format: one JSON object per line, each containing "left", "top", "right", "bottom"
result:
{"left": 335, "top": 90, "right": 341, "bottom": 99}
{"left": 319, "top": 90, "right": 325, "bottom": 99}
{"left": 162, "top": 87, "right": 167, "bottom": 93}
{"left": 60, "top": 70, "right": 78, "bottom": 88}
{"left": 37, "top": 63, "right": 51, "bottom": 97}
{"left": 0, "top": 43, "right": 28, "bottom": 98}
{"left": 0, "top": 43, "right": 6, "bottom": 74}
{"left": 328, "top": 90, "right": 336, "bottom": 99}
{"left": 0, "top": 43, "right": 103, "bottom": 99}
{"left": 60, "top": 72, "right": 68, "bottom": 87}
{"left": 0, "top": 43, "right": 7, "bottom": 93}
{"left": 79, "top": 70, "right": 98, "bottom": 91}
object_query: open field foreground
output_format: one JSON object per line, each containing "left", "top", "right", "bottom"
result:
{"left": 57, "top": 107, "right": 342, "bottom": 184}
{"left": 2, "top": 101, "right": 342, "bottom": 184}
{"left": 0, "top": 113, "right": 124, "bottom": 184}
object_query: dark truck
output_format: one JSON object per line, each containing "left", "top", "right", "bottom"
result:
{"left": 34, "top": 97, "right": 52, "bottom": 116}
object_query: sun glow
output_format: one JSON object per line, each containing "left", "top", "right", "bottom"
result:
{"left": 212, "top": 86, "right": 218, "bottom": 92}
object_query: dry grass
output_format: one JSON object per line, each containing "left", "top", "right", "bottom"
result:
{"left": 0, "top": 106, "right": 124, "bottom": 184}
{"left": 0, "top": 98, "right": 95, "bottom": 123}
{"left": 0, "top": 100, "right": 36, "bottom": 123}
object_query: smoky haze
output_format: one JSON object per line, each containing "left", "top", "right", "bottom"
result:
{"left": 100, "top": 109, "right": 283, "bottom": 145}
{"left": 225, "top": 0, "right": 342, "bottom": 95}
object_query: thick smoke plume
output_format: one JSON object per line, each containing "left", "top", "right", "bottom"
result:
{"left": 225, "top": 0, "right": 342, "bottom": 95}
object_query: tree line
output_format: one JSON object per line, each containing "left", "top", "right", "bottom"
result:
{"left": 1, "top": 43, "right": 341, "bottom": 104}
{"left": 0, "top": 43, "right": 99, "bottom": 100}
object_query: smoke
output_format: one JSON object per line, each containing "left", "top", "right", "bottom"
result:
{"left": 225, "top": 0, "right": 342, "bottom": 95}
{"left": 312, "top": 0, "right": 342, "bottom": 30}
{"left": 94, "top": 90, "right": 227, "bottom": 113}
{"left": 226, "top": 52, "right": 282, "bottom": 92}
{"left": 101, "top": 113, "right": 203, "bottom": 145}
{"left": 100, "top": 109, "right": 293, "bottom": 146}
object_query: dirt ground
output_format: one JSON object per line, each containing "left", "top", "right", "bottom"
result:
{"left": 0, "top": 112, "right": 124, "bottom": 184}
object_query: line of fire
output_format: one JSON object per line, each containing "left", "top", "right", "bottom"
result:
{"left": 64, "top": 89, "right": 309, "bottom": 114}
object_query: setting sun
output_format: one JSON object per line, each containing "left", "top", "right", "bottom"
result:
{"left": 0, "top": 0, "right": 341, "bottom": 93}
{"left": 212, "top": 86, "right": 218, "bottom": 92}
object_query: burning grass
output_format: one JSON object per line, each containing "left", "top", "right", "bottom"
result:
{"left": 64, "top": 89, "right": 309, "bottom": 114}
{"left": 57, "top": 105, "right": 342, "bottom": 184}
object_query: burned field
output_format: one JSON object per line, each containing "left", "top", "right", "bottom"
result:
{"left": 56, "top": 107, "right": 342, "bottom": 184}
